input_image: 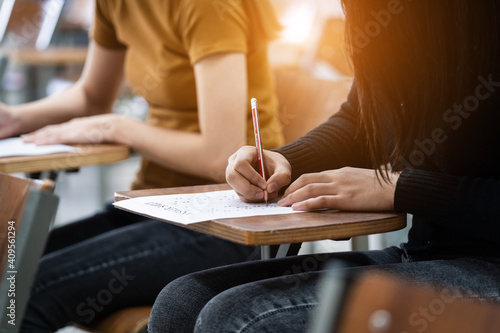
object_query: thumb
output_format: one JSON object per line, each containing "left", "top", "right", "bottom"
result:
{"left": 266, "top": 165, "right": 291, "bottom": 195}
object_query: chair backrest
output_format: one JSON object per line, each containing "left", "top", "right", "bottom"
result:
{"left": 309, "top": 268, "right": 500, "bottom": 333}
{"left": 0, "top": 172, "right": 59, "bottom": 332}
{"left": 0, "top": 0, "right": 65, "bottom": 50}
{"left": 0, "top": 0, "right": 66, "bottom": 92}
{"left": 274, "top": 68, "right": 353, "bottom": 144}
{"left": 313, "top": 17, "right": 352, "bottom": 77}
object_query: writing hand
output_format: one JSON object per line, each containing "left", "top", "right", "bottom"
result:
{"left": 278, "top": 167, "right": 399, "bottom": 212}
{"left": 226, "top": 145, "right": 292, "bottom": 203}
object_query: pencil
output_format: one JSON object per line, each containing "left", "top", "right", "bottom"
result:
{"left": 251, "top": 98, "right": 268, "bottom": 205}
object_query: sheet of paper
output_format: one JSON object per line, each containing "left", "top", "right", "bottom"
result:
{"left": 113, "top": 190, "right": 300, "bottom": 224}
{"left": 0, "top": 137, "right": 80, "bottom": 157}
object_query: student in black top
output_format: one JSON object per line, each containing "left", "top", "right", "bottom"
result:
{"left": 148, "top": 1, "right": 500, "bottom": 332}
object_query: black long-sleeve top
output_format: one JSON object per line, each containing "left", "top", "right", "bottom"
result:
{"left": 275, "top": 81, "right": 500, "bottom": 259}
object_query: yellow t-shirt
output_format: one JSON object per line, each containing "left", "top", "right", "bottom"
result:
{"left": 91, "top": 0, "right": 285, "bottom": 189}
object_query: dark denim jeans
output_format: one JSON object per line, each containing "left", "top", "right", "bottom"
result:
{"left": 149, "top": 247, "right": 500, "bottom": 333}
{"left": 20, "top": 204, "right": 259, "bottom": 332}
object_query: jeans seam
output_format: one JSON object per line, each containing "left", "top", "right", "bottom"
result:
{"left": 32, "top": 233, "right": 217, "bottom": 295}
{"left": 238, "top": 303, "right": 318, "bottom": 333}
{"left": 32, "top": 248, "right": 155, "bottom": 295}
{"left": 459, "top": 295, "right": 500, "bottom": 301}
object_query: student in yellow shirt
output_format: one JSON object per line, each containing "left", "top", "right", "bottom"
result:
{"left": 0, "top": 0, "right": 284, "bottom": 331}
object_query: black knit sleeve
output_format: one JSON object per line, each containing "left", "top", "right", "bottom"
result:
{"left": 274, "top": 82, "right": 371, "bottom": 181}
{"left": 395, "top": 168, "right": 500, "bottom": 241}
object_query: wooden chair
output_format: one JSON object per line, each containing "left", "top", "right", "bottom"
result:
{"left": 0, "top": 172, "right": 59, "bottom": 332}
{"left": 90, "top": 307, "right": 151, "bottom": 333}
{"left": 0, "top": 0, "right": 87, "bottom": 100}
{"left": 0, "top": 0, "right": 65, "bottom": 75}
{"left": 274, "top": 67, "right": 352, "bottom": 143}
{"left": 0, "top": 0, "right": 64, "bottom": 48}
{"left": 309, "top": 266, "right": 500, "bottom": 333}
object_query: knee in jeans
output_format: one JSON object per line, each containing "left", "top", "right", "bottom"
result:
{"left": 194, "top": 293, "right": 313, "bottom": 333}
{"left": 149, "top": 279, "right": 183, "bottom": 328}
{"left": 194, "top": 281, "right": 318, "bottom": 333}
{"left": 194, "top": 296, "right": 233, "bottom": 333}
{"left": 149, "top": 275, "right": 206, "bottom": 332}
{"left": 193, "top": 286, "right": 269, "bottom": 333}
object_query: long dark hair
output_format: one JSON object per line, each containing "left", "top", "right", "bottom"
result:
{"left": 341, "top": 0, "right": 500, "bottom": 176}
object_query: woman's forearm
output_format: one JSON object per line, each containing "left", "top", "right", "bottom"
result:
{"left": 8, "top": 81, "right": 106, "bottom": 136}
{"left": 111, "top": 116, "right": 245, "bottom": 183}
{"left": 9, "top": 42, "right": 125, "bottom": 137}
{"left": 395, "top": 168, "right": 500, "bottom": 240}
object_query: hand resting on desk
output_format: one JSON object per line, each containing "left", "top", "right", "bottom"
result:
{"left": 226, "top": 145, "right": 400, "bottom": 212}
{"left": 20, "top": 113, "right": 138, "bottom": 145}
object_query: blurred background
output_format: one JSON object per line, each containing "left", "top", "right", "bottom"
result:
{"left": 0, "top": 0, "right": 410, "bottom": 262}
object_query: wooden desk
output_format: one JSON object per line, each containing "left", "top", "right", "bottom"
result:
{"left": 0, "top": 47, "right": 87, "bottom": 66}
{"left": 115, "top": 184, "right": 407, "bottom": 258}
{"left": 0, "top": 144, "right": 130, "bottom": 174}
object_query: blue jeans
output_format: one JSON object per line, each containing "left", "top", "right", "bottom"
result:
{"left": 148, "top": 247, "right": 500, "bottom": 333}
{"left": 20, "top": 204, "right": 259, "bottom": 332}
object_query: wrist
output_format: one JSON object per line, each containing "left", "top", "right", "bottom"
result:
{"left": 106, "top": 114, "right": 136, "bottom": 146}
{"left": 3, "top": 105, "right": 22, "bottom": 137}
{"left": 388, "top": 171, "right": 401, "bottom": 210}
